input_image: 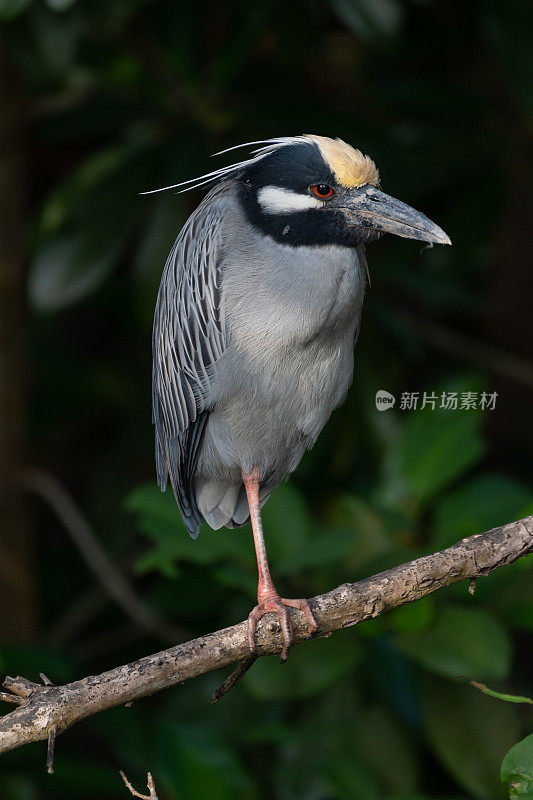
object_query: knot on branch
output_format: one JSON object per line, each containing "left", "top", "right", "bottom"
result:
{"left": 1, "top": 674, "right": 58, "bottom": 773}
{"left": 1, "top": 675, "right": 44, "bottom": 705}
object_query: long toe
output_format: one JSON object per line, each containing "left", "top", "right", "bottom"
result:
{"left": 276, "top": 602, "right": 293, "bottom": 663}
{"left": 247, "top": 596, "right": 317, "bottom": 662}
{"left": 247, "top": 599, "right": 293, "bottom": 660}
{"left": 247, "top": 605, "right": 266, "bottom": 653}
{"left": 281, "top": 598, "right": 319, "bottom": 637}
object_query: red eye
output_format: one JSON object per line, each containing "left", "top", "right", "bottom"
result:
{"left": 311, "top": 183, "right": 334, "bottom": 199}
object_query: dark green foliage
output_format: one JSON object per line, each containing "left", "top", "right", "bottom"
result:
{"left": 1, "top": 0, "right": 532, "bottom": 797}
{"left": 501, "top": 734, "right": 533, "bottom": 799}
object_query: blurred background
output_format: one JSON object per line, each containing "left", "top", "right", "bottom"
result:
{"left": 1, "top": 0, "right": 532, "bottom": 797}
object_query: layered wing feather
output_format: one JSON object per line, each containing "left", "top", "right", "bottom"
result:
{"left": 152, "top": 187, "right": 228, "bottom": 537}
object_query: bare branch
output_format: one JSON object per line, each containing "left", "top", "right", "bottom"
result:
{"left": 46, "top": 726, "right": 56, "bottom": 774}
{"left": 211, "top": 655, "right": 257, "bottom": 704}
{"left": 0, "top": 692, "right": 23, "bottom": 705}
{"left": 1, "top": 515, "right": 531, "bottom": 763}
{"left": 120, "top": 770, "right": 159, "bottom": 799}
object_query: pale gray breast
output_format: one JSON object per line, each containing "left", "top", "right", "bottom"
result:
{"left": 199, "top": 206, "right": 366, "bottom": 479}
{"left": 220, "top": 219, "right": 364, "bottom": 365}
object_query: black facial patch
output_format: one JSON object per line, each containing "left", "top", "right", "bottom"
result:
{"left": 242, "top": 201, "right": 382, "bottom": 247}
{"left": 235, "top": 142, "right": 381, "bottom": 247}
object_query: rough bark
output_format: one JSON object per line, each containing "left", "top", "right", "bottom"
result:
{"left": 1, "top": 515, "right": 531, "bottom": 760}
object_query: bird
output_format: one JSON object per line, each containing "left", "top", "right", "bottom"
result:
{"left": 149, "top": 135, "right": 450, "bottom": 661}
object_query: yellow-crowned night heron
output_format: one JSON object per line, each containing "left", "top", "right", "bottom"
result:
{"left": 149, "top": 135, "right": 450, "bottom": 660}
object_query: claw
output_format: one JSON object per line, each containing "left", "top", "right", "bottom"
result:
{"left": 247, "top": 596, "right": 318, "bottom": 662}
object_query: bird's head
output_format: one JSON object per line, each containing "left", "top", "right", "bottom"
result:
{"left": 238, "top": 135, "right": 450, "bottom": 248}
{"left": 143, "top": 134, "right": 450, "bottom": 250}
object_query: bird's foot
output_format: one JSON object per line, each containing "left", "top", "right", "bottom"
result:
{"left": 247, "top": 595, "right": 318, "bottom": 662}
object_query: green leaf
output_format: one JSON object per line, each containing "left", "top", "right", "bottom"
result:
{"left": 261, "top": 483, "right": 312, "bottom": 563}
{"left": 433, "top": 473, "right": 532, "bottom": 548}
{"left": 328, "top": 494, "right": 395, "bottom": 571}
{"left": 495, "top": 570, "right": 533, "bottom": 633}
{"left": 353, "top": 706, "right": 419, "bottom": 794}
{"left": 424, "top": 676, "right": 520, "bottom": 799}
{"left": 324, "top": 753, "right": 381, "bottom": 800}
{"left": 155, "top": 721, "right": 256, "bottom": 800}
{"left": 127, "top": 484, "right": 254, "bottom": 576}
{"left": 276, "top": 526, "right": 357, "bottom": 576}
{"left": 29, "top": 234, "right": 124, "bottom": 312}
{"left": 30, "top": 143, "right": 151, "bottom": 310}
{"left": 213, "top": 563, "right": 257, "bottom": 597}
{"left": 388, "top": 596, "right": 435, "bottom": 633}
{"left": 469, "top": 680, "right": 533, "bottom": 705}
{"left": 245, "top": 631, "right": 361, "bottom": 700}
{"left": 501, "top": 734, "right": 533, "bottom": 799}
{"left": 397, "top": 606, "right": 512, "bottom": 680}
{"left": 401, "top": 406, "right": 486, "bottom": 504}
{"left": 0, "top": 0, "right": 32, "bottom": 19}
{"left": 130, "top": 480, "right": 339, "bottom": 582}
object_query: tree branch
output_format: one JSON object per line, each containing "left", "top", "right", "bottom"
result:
{"left": 120, "top": 770, "right": 159, "bottom": 799}
{"left": 1, "top": 515, "right": 532, "bottom": 762}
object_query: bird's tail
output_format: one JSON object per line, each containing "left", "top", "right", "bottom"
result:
{"left": 195, "top": 478, "right": 274, "bottom": 530}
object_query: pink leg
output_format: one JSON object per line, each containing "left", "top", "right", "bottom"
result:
{"left": 242, "top": 467, "right": 318, "bottom": 662}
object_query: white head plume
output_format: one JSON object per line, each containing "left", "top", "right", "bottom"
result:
{"left": 141, "top": 136, "right": 309, "bottom": 195}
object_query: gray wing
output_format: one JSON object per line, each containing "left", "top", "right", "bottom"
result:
{"left": 152, "top": 190, "right": 227, "bottom": 538}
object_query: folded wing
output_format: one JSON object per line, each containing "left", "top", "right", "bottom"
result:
{"left": 152, "top": 187, "right": 228, "bottom": 537}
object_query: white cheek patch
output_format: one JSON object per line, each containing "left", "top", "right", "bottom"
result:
{"left": 257, "top": 185, "right": 322, "bottom": 214}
